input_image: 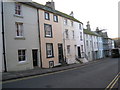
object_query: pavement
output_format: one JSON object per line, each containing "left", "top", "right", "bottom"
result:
{"left": 2, "top": 58, "right": 108, "bottom": 81}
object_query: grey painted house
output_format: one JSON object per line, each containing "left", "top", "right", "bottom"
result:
{"left": 2, "top": 1, "right": 41, "bottom": 71}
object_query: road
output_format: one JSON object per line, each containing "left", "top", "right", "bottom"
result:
{"left": 2, "top": 58, "right": 119, "bottom": 89}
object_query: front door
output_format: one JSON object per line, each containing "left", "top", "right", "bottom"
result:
{"left": 78, "top": 47, "right": 81, "bottom": 58}
{"left": 58, "top": 44, "right": 64, "bottom": 63}
{"left": 32, "top": 50, "right": 38, "bottom": 67}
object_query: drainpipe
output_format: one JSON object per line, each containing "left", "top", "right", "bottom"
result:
{"left": 63, "top": 31, "right": 66, "bottom": 63}
{"left": 37, "top": 9, "right": 42, "bottom": 68}
{"left": 1, "top": 0, "right": 7, "bottom": 72}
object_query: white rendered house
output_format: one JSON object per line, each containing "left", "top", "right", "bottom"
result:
{"left": 3, "top": 1, "right": 41, "bottom": 71}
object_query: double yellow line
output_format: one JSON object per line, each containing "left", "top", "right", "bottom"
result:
{"left": 105, "top": 72, "right": 120, "bottom": 90}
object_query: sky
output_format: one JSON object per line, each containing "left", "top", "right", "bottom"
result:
{"left": 33, "top": 0, "right": 119, "bottom": 38}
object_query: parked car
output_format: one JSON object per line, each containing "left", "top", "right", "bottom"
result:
{"left": 111, "top": 48, "right": 120, "bottom": 58}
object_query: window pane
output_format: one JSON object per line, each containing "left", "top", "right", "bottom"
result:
{"left": 54, "top": 15, "right": 58, "bottom": 22}
{"left": 45, "top": 12, "right": 49, "bottom": 20}
{"left": 18, "top": 50, "right": 26, "bottom": 62}
{"left": 45, "top": 24, "right": 52, "bottom": 37}
{"left": 16, "top": 23, "right": 23, "bottom": 37}
{"left": 47, "top": 44, "right": 53, "bottom": 57}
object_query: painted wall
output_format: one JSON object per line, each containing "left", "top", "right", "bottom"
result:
{"left": 74, "top": 22, "right": 85, "bottom": 58}
{"left": 98, "top": 37, "right": 103, "bottom": 59}
{"left": 62, "top": 18, "right": 78, "bottom": 64}
{"left": 39, "top": 10, "right": 63, "bottom": 68}
{"left": 84, "top": 34, "right": 94, "bottom": 61}
{"left": 4, "top": 2, "right": 40, "bottom": 71}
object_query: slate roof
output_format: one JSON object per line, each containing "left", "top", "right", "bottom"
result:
{"left": 21, "top": 2, "right": 83, "bottom": 24}
{"left": 83, "top": 29, "right": 101, "bottom": 36}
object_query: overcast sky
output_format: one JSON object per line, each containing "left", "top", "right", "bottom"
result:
{"left": 33, "top": 0, "right": 119, "bottom": 38}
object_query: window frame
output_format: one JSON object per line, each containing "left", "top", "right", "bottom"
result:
{"left": 67, "top": 45, "right": 71, "bottom": 55}
{"left": 65, "top": 29, "right": 69, "bottom": 39}
{"left": 72, "top": 30, "right": 75, "bottom": 39}
{"left": 71, "top": 21, "right": 74, "bottom": 27}
{"left": 45, "top": 12, "right": 50, "bottom": 20}
{"left": 44, "top": 24, "right": 53, "bottom": 38}
{"left": 80, "top": 32, "right": 83, "bottom": 41}
{"left": 15, "top": 22, "right": 24, "bottom": 37}
{"left": 64, "top": 19, "right": 68, "bottom": 25}
{"left": 18, "top": 49, "right": 26, "bottom": 62}
{"left": 15, "top": 3, "right": 22, "bottom": 16}
{"left": 46, "top": 43, "right": 54, "bottom": 58}
{"left": 53, "top": 15, "right": 58, "bottom": 22}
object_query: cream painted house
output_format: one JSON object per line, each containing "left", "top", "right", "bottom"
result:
{"left": 38, "top": 9, "right": 64, "bottom": 68}
{"left": 34, "top": 1, "right": 84, "bottom": 67}
{"left": 3, "top": 1, "right": 41, "bottom": 71}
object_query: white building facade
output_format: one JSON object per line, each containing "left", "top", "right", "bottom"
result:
{"left": 97, "top": 36, "right": 103, "bottom": 59}
{"left": 62, "top": 16, "right": 85, "bottom": 64}
{"left": 3, "top": 2, "right": 41, "bottom": 71}
{"left": 84, "top": 22, "right": 103, "bottom": 61}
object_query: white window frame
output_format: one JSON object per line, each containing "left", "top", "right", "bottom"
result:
{"left": 15, "top": 3, "right": 22, "bottom": 16}
{"left": 65, "top": 29, "right": 69, "bottom": 39}
{"left": 44, "top": 24, "right": 52, "bottom": 37}
{"left": 79, "top": 24, "right": 81, "bottom": 30}
{"left": 72, "top": 30, "right": 75, "bottom": 39}
{"left": 67, "top": 45, "right": 70, "bottom": 55}
{"left": 71, "top": 21, "right": 74, "bottom": 27}
{"left": 53, "top": 15, "right": 58, "bottom": 22}
{"left": 45, "top": 12, "right": 50, "bottom": 20}
{"left": 80, "top": 32, "right": 83, "bottom": 41}
{"left": 18, "top": 49, "right": 26, "bottom": 63}
{"left": 46, "top": 43, "right": 54, "bottom": 58}
{"left": 15, "top": 22, "right": 24, "bottom": 37}
{"left": 81, "top": 45, "right": 84, "bottom": 52}
{"left": 64, "top": 19, "right": 67, "bottom": 25}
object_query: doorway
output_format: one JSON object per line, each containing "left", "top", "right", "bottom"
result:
{"left": 32, "top": 50, "right": 38, "bottom": 67}
{"left": 58, "top": 44, "right": 64, "bottom": 63}
{"left": 78, "top": 47, "right": 81, "bottom": 58}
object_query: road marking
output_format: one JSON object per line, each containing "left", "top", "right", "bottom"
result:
{"left": 1, "top": 60, "right": 107, "bottom": 84}
{"left": 2, "top": 65, "right": 87, "bottom": 84}
{"left": 110, "top": 76, "right": 119, "bottom": 89}
{"left": 105, "top": 72, "right": 120, "bottom": 90}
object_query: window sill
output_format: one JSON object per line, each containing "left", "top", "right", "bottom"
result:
{"left": 18, "top": 61, "right": 27, "bottom": 64}
{"left": 45, "top": 36, "right": 53, "bottom": 38}
{"left": 47, "top": 56, "right": 54, "bottom": 58}
{"left": 14, "top": 37, "right": 25, "bottom": 40}
{"left": 14, "top": 14, "right": 23, "bottom": 18}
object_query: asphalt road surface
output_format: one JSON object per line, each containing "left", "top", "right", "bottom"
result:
{"left": 2, "top": 58, "right": 119, "bottom": 89}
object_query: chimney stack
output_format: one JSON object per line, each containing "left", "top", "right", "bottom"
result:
{"left": 86, "top": 21, "right": 91, "bottom": 31}
{"left": 70, "top": 11, "right": 74, "bottom": 17}
{"left": 96, "top": 27, "right": 99, "bottom": 31}
{"left": 46, "top": 0, "right": 55, "bottom": 10}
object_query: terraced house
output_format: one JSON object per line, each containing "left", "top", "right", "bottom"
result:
{"left": 63, "top": 13, "right": 86, "bottom": 64}
{"left": 2, "top": 0, "right": 114, "bottom": 72}
{"left": 84, "top": 22, "right": 103, "bottom": 61}
{"left": 2, "top": 1, "right": 41, "bottom": 71}
{"left": 36, "top": 1, "right": 85, "bottom": 67}
{"left": 1, "top": 0, "right": 86, "bottom": 71}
